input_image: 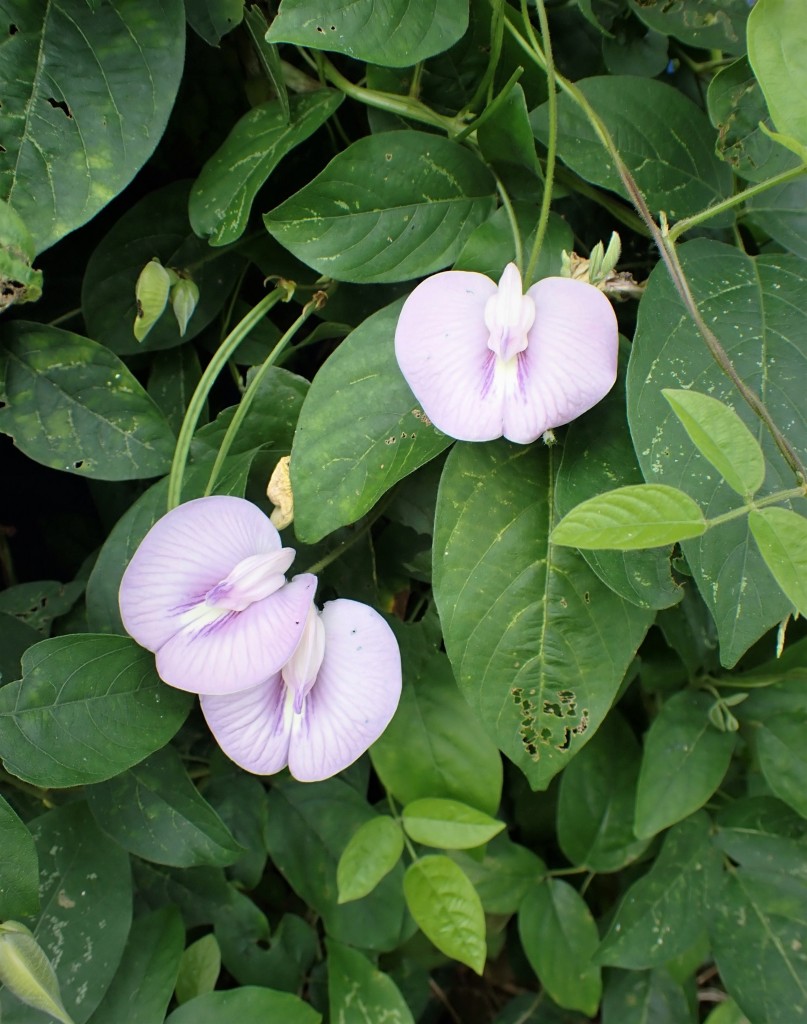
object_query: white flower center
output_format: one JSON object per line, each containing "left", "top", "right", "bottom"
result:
{"left": 281, "top": 603, "right": 326, "bottom": 714}
{"left": 484, "top": 263, "right": 535, "bottom": 363}
{"left": 204, "top": 548, "right": 296, "bottom": 612}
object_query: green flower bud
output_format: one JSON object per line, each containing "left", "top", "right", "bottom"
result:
{"left": 0, "top": 921, "right": 75, "bottom": 1024}
{"left": 133, "top": 258, "right": 172, "bottom": 341}
{"left": 170, "top": 277, "right": 200, "bottom": 337}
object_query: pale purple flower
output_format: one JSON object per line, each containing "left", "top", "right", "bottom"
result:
{"left": 394, "top": 263, "right": 619, "bottom": 444}
{"left": 119, "top": 496, "right": 316, "bottom": 695}
{"left": 200, "top": 599, "right": 402, "bottom": 781}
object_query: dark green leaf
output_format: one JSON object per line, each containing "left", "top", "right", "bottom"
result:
{"left": 0, "top": 613, "right": 40, "bottom": 686}
{"left": 265, "top": 0, "right": 469, "bottom": 67}
{"left": 86, "top": 746, "right": 243, "bottom": 868}
{"left": 0, "top": 0, "right": 185, "bottom": 253}
{"left": 634, "top": 690, "right": 736, "bottom": 839}
{"left": 519, "top": 880, "right": 601, "bottom": 1016}
{"left": 0, "top": 323, "right": 175, "bottom": 480}
{"left": 147, "top": 347, "right": 205, "bottom": 438}
{"left": 715, "top": 796, "right": 807, "bottom": 878}
{"left": 629, "top": 0, "right": 749, "bottom": 55}
{"left": 596, "top": 812, "right": 722, "bottom": 967}
{"left": 455, "top": 205, "right": 572, "bottom": 283}
{"left": 744, "top": 177, "right": 807, "bottom": 256}
{"left": 185, "top": 0, "right": 244, "bottom": 45}
{"left": 601, "top": 968, "right": 693, "bottom": 1024}
{"left": 0, "top": 634, "right": 192, "bottom": 787}
{"left": 327, "top": 940, "right": 414, "bottom": 1024}
{"left": 290, "top": 300, "right": 451, "bottom": 542}
{"left": 449, "top": 835, "right": 545, "bottom": 915}
{"left": 531, "top": 76, "right": 732, "bottom": 222}
{"left": 165, "top": 987, "right": 320, "bottom": 1024}
{"left": 265, "top": 132, "right": 496, "bottom": 283}
{"left": 0, "top": 581, "right": 84, "bottom": 637}
{"left": 190, "top": 91, "right": 343, "bottom": 246}
{"left": 0, "top": 794, "right": 38, "bottom": 920}
{"left": 754, "top": 713, "right": 807, "bottom": 819}
{"left": 244, "top": 7, "right": 289, "bottom": 122}
{"left": 433, "top": 441, "right": 653, "bottom": 789}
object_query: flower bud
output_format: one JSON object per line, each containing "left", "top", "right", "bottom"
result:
{"left": 171, "top": 277, "right": 200, "bottom": 337}
{"left": 133, "top": 258, "right": 171, "bottom": 341}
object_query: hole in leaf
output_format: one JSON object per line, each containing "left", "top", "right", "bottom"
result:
{"left": 46, "top": 97, "right": 72, "bottom": 118}
{"left": 8, "top": 23, "right": 18, "bottom": 34}
{"left": 73, "top": 460, "right": 84, "bottom": 470}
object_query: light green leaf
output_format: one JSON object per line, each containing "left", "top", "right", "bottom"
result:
{"left": 85, "top": 746, "right": 244, "bottom": 868}
{"left": 0, "top": 322, "right": 176, "bottom": 480}
{"left": 0, "top": 796, "right": 38, "bottom": 920}
{"left": 531, "top": 76, "right": 732, "bottom": 222}
{"left": 266, "top": 0, "right": 469, "bottom": 67}
{"left": 704, "top": 1000, "right": 751, "bottom": 1024}
{"left": 596, "top": 813, "right": 722, "bottom": 968}
{"left": 337, "top": 817, "right": 405, "bottom": 904}
{"left": 748, "top": 0, "right": 807, "bottom": 147}
{"left": 165, "top": 987, "right": 321, "bottom": 1024}
{"left": 434, "top": 442, "right": 652, "bottom": 789}
{"left": 265, "top": 132, "right": 496, "bottom": 283}
{"left": 290, "top": 300, "right": 452, "bottom": 543}
{"left": 403, "top": 856, "right": 486, "bottom": 974}
{"left": 0, "top": 0, "right": 184, "bottom": 253}
{"left": 749, "top": 507, "right": 807, "bottom": 616}
{"left": 401, "top": 799, "right": 504, "bottom": 850}
{"left": 663, "top": 389, "right": 766, "bottom": 497}
{"left": 634, "top": 690, "right": 737, "bottom": 839}
{"left": 754, "top": 713, "right": 807, "bottom": 819}
{"left": 185, "top": 0, "right": 244, "bottom": 45}
{"left": 518, "top": 880, "right": 601, "bottom": 1017}
{"left": 369, "top": 622, "right": 503, "bottom": 816}
{"left": 557, "top": 712, "right": 650, "bottom": 873}
{"left": 627, "top": 239, "right": 807, "bottom": 667}
{"left": 175, "top": 934, "right": 221, "bottom": 1005}
{"left": 89, "top": 908, "right": 185, "bottom": 1024}
{"left": 190, "top": 91, "right": 343, "bottom": 247}
{"left": 0, "top": 922, "right": 74, "bottom": 1024}
{"left": 327, "top": 940, "right": 414, "bottom": 1024}
{"left": 552, "top": 484, "right": 706, "bottom": 550}
{"left": 0, "top": 634, "right": 192, "bottom": 788}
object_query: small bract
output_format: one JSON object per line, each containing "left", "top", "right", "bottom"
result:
{"left": 119, "top": 495, "right": 316, "bottom": 695}
{"left": 201, "top": 599, "right": 402, "bottom": 781}
{"left": 394, "top": 263, "right": 619, "bottom": 443}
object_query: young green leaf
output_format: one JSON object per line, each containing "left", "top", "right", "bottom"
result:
{"left": 0, "top": 922, "right": 75, "bottom": 1024}
{"left": 551, "top": 484, "right": 706, "bottom": 550}
{"left": 748, "top": 0, "right": 807, "bottom": 148}
{"left": 662, "top": 389, "right": 766, "bottom": 496}
{"left": 175, "top": 934, "right": 221, "bottom": 1005}
{"left": 403, "top": 855, "right": 486, "bottom": 974}
{"left": 336, "top": 817, "right": 405, "bottom": 904}
{"left": 749, "top": 507, "right": 807, "bottom": 616}
{"left": 518, "top": 880, "right": 602, "bottom": 1016}
{"left": 401, "top": 798, "right": 504, "bottom": 850}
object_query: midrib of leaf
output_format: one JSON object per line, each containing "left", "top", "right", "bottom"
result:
{"left": 8, "top": 2, "right": 50, "bottom": 206}
{"left": 738, "top": 871, "right": 807, "bottom": 1000}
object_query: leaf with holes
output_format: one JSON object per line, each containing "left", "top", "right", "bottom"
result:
{"left": 628, "top": 0, "right": 750, "bottom": 55}
{"left": 264, "top": 132, "right": 496, "bottom": 283}
{"left": 433, "top": 441, "right": 653, "bottom": 789}
{"left": 627, "top": 239, "right": 807, "bottom": 666}
{"left": 0, "top": 0, "right": 184, "bottom": 253}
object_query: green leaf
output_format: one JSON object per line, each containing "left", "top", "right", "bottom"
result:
{"left": 265, "top": 778, "right": 409, "bottom": 952}
{"left": 552, "top": 484, "right": 707, "bottom": 550}
{"left": 703, "top": 1000, "right": 751, "bottom": 1024}
{"left": 174, "top": 934, "right": 221, "bottom": 1005}
{"left": 86, "top": 745, "right": 244, "bottom": 868}
{"left": 707, "top": 56, "right": 801, "bottom": 182}
{"left": 449, "top": 835, "right": 545, "bottom": 915}
{"left": 147, "top": 347, "right": 205, "bottom": 438}
{"left": 0, "top": 322, "right": 176, "bottom": 480}
{"left": 401, "top": 799, "right": 504, "bottom": 850}
{"left": 88, "top": 908, "right": 185, "bottom": 1024}
{"left": 244, "top": 7, "right": 289, "bottom": 122}
{"left": 557, "top": 711, "right": 650, "bottom": 873}
{"left": 0, "top": 613, "right": 43, "bottom": 687}
{"left": 477, "top": 85, "right": 541, "bottom": 201}
{"left": 634, "top": 690, "right": 737, "bottom": 839}
{"left": 663, "top": 390, "right": 766, "bottom": 497}
{"left": 0, "top": 200, "right": 42, "bottom": 308}
{"left": 82, "top": 181, "right": 245, "bottom": 356}
{"left": 326, "top": 939, "right": 414, "bottom": 1024}
{"left": 715, "top": 797, "right": 807, "bottom": 877}
{"left": 596, "top": 813, "right": 722, "bottom": 967}
{"left": 455, "top": 205, "right": 572, "bottom": 282}
{"left": 627, "top": 239, "right": 807, "bottom": 667}
{"left": 0, "top": 0, "right": 185, "bottom": 253}
{"left": 337, "top": 817, "right": 405, "bottom": 904}
{"left": 749, "top": 507, "right": 807, "bottom": 616}
{"left": 290, "top": 300, "right": 452, "bottom": 543}
{"left": 709, "top": 867, "right": 807, "bottom": 1023}
{"left": 433, "top": 441, "right": 652, "bottom": 789}
{"left": 0, "top": 795, "right": 38, "bottom": 920}
{"left": 0, "top": 922, "right": 74, "bottom": 1024}
{"left": 748, "top": 0, "right": 807, "bottom": 147}
{"left": 0, "top": 802, "right": 132, "bottom": 1024}
{"left": 190, "top": 91, "right": 343, "bottom": 247}
{"left": 744, "top": 177, "right": 807, "bottom": 257}
{"left": 601, "top": 969, "right": 692, "bottom": 1024}
{"left": 369, "top": 622, "right": 503, "bottom": 816}
{"left": 264, "top": 132, "right": 496, "bottom": 283}
{"left": 0, "top": 634, "right": 192, "bottom": 788}
{"left": 185, "top": 0, "right": 244, "bottom": 45}
{"left": 165, "top": 987, "right": 321, "bottom": 1024}
{"left": 265, "top": 0, "right": 469, "bottom": 67}
{"left": 531, "top": 76, "right": 732, "bottom": 222}
{"left": 518, "top": 880, "right": 601, "bottom": 1016}
{"left": 0, "top": 581, "right": 84, "bottom": 638}
{"left": 754, "top": 713, "right": 807, "bottom": 819}
{"left": 628, "top": 0, "right": 750, "bottom": 54}
{"left": 403, "top": 855, "right": 486, "bottom": 974}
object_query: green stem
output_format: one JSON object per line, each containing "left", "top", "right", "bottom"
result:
{"left": 453, "top": 65, "right": 524, "bottom": 143}
{"left": 668, "top": 163, "right": 807, "bottom": 241}
{"left": 465, "top": 0, "right": 505, "bottom": 113}
{"left": 48, "top": 307, "right": 82, "bottom": 328}
{"left": 167, "top": 287, "right": 286, "bottom": 511}
{"left": 493, "top": 170, "right": 524, "bottom": 272}
{"left": 523, "top": 0, "right": 557, "bottom": 285}
{"left": 302, "top": 490, "right": 396, "bottom": 576}
{"left": 408, "top": 61, "right": 425, "bottom": 98}
{"left": 554, "top": 165, "right": 651, "bottom": 237}
{"left": 204, "top": 297, "right": 321, "bottom": 496}
{"left": 705, "top": 485, "right": 807, "bottom": 530}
